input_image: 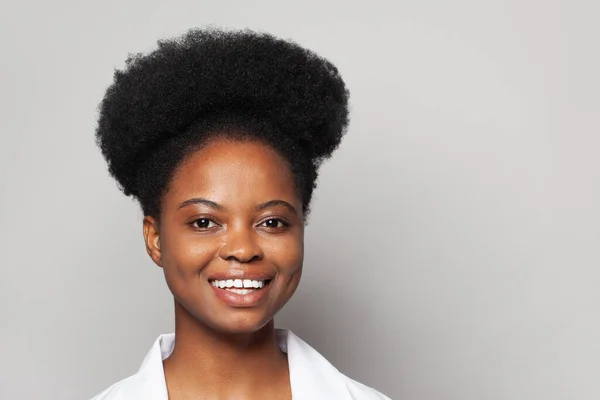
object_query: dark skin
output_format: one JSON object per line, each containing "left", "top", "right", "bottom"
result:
{"left": 143, "top": 137, "right": 304, "bottom": 399}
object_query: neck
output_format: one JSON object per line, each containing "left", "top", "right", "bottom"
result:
{"left": 162, "top": 300, "right": 289, "bottom": 398}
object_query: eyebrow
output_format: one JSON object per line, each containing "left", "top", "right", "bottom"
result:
{"left": 177, "top": 198, "right": 297, "bottom": 214}
{"left": 255, "top": 199, "right": 297, "bottom": 214}
{"left": 178, "top": 198, "right": 224, "bottom": 211}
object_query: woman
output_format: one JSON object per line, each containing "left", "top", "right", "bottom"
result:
{"left": 92, "top": 28, "right": 390, "bottom": 399}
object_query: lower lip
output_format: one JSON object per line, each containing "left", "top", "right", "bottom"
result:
{"left": 210, "top": 282, "right": 272, "bottom": 307}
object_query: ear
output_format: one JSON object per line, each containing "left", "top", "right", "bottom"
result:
{"left": 143, "top": 215, "right": 163, "bottom": 268}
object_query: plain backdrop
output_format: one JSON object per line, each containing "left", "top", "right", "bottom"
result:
{"left": 1, "top": 1, "right": 599, "bottom": 399}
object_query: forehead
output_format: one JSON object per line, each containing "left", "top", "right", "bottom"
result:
{"left": 164, "top": 139, "right": 299, "bottom": 208}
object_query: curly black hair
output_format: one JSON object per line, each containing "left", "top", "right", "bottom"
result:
{"left": 96, "top": 28, "right": 350, "bottom": 219}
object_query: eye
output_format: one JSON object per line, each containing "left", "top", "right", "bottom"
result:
{"left": 259, "top": 218, "right": 289, "bottom": 229}
{"left": 191, "top": 218, "right": 219, "bottom": 230}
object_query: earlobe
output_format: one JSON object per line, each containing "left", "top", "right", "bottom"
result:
{"left": 143, "top": 216, "right": 163, "bottom": 268}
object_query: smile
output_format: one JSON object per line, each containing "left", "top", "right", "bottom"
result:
{"left": 210, "top": 279, "right": 268, "bottom": 290}
{"left": 208, "top": 278, "right": 273, "bottom": 306}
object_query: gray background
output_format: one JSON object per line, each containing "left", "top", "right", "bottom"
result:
{"left": 1, "top": 1, "right": 599, "bottom": 399}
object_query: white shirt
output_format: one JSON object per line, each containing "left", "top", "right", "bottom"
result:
{"left": 91, "top": 329, "right": 390, "bottom": 399}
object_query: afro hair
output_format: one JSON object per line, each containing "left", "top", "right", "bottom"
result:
{"left": 96, "top": 28, "right": 350, "bottom": 218}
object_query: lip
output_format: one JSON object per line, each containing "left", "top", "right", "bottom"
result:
{"left": 209, "top": 280, "right": 273, "bottom": 307}
{"left": 208, "top": 268, "right": 275, "bottom": 283}
{"left": 208, "top": 271, "right": 275, "bottom": 281}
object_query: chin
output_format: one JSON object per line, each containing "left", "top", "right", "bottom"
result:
{"left": 175, "top": 291, "right": 282, "bottom": 335}
{"left": 209, "top": 314, "right": 274, "bottom": 335}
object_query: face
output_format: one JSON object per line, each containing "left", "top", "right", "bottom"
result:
{"left": 143, "top": 138, "right": 304, "bottom": 334}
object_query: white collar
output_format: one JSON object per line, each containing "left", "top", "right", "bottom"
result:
{"left": 133, "top": 329, "right": 354, "bottom": 400}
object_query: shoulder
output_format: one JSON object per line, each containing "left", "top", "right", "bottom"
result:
{"left": 90, "top": 374, "right": 143, "bottom": 400}
{"left": 282, "top": 329, "right": 391, "bottom": 399}
{"left": 341, "top": 374, "right": 393, "bottom": 400}
{"left": 90, "top": 333, "right": 171, "bottom": 399}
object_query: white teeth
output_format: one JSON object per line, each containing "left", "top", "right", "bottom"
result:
{"left": 211, "top": 279, "right": 267, "bottom": 290}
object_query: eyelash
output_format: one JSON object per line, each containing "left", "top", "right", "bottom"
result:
{"left": 259, "top": 218, "right": 290, "bottom": 229}
{"left": 189, "top": 217, "right": 290, "bottom": 231}
{"left": 190, "top": 218, "right": 219, "bottom": 230}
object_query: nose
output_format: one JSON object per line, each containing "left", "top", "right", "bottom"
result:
{"left": 218, "top": 226, "right": 264, "bottom": 263}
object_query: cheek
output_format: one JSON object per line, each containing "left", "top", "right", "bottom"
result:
{"left": 161, "top": 234, "right": 218, "bottom": 279}
{"left": 263, "top": 235, "right": 304, "bottom": 276}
